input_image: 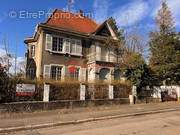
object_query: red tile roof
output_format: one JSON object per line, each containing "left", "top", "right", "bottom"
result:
{"left": 44, "top": 9, "right": 100, "bottom": 34}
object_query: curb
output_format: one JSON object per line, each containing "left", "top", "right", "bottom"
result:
{"left": 0, "top": 108, "right": 179, "bottom": 133}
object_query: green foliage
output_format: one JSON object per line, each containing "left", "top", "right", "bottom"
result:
{"left": 107, "top": 17, "right": 124, "bottom": 39}
{"left": 149, "top": 2, "right": 180, "bottom": 85}
{"left": 113, "top": 82, "right": 132, "bottom": 98}
{"left": 124, "top": 53, "right": 152, "bottom": 95}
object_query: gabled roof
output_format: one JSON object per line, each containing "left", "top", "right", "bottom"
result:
{"left": 24, "top": 9, "right": 118, "bottom": 44}
{"left": 43, "top": 9, "right": 99, "bottom": 34}
{"left": 93, "top": 21, "right": 118, "bottom": 40}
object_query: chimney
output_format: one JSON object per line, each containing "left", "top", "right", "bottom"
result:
{"left": 78, "top": 10, "right": 83, "bottom": 17}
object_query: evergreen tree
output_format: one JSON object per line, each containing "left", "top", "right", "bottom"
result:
{"left": 149, "top": 2, "right": 180, "bottom": 85}
{"left": 124, "top": 53, "right": 152, "bottom": 96}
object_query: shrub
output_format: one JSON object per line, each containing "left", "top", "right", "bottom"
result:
{"left": 49, "top": 81, "right": 80, "bottom": 100}
{"left": 113, "top": 81, "right": 132, "bottom": 98}
{"left": 94, "top": 83, "right": 108, "bottom": 99}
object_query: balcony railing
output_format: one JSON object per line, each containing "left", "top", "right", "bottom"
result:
{"left": 87, "top": 53, "right": 121, "bottom": 63}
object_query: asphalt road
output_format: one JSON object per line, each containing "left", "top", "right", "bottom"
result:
{"left": 2, "top": 110, "right": 180, "bottom": 135}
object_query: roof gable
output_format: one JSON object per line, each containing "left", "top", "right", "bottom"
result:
{"left": 93, "top": 21, "right": 118, "bottom": 39}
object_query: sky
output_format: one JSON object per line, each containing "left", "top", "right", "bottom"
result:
{"left": 0, "top": 0, "right": 180, "bottom": 72}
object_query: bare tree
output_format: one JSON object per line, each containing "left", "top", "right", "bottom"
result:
{"left": 155, "top": 1, "right": 175, "bottom": 32}
{"left": 104, "top": 18, "right": 149, "bottom": 68}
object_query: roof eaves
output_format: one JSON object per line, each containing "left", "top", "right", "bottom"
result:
{"left": 39, "top": 23, "right": 91, "bottom": 36}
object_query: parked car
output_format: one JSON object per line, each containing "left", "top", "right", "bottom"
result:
{"left": 161, "top": 91, "right": 177, "bottom": 102}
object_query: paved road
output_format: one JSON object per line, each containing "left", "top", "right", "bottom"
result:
{"left": 1, "top": 103, "right": 180, "bottom": 129}
{"left": 2, "top": 110, "right": 180, "bottom": 135}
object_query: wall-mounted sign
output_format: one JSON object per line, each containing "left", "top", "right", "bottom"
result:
{"left": 16, "top": 84, "right": 35, "bottom": 96}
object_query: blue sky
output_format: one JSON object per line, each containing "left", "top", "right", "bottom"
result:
{"left": 0, "top": 0, "right": 180, "bottom": 65}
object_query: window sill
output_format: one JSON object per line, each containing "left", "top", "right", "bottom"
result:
{"left": 50, "top": 51, "right": 66, "bottom": 55}
{"left": 70, "top": 53, "right": 83, "bottom": 57}
{"left": 49, "top": 51, "right": 83, "bottom": 57}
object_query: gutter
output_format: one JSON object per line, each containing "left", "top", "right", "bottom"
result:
{"left": 24, "top": 23, "right": 108, "bottom": 44}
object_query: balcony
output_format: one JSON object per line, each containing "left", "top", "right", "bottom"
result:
{"left": 87, "top": 53, "right": 121, "bottom": 63}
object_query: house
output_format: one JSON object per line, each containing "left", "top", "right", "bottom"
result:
{"left": 24, "top": 9, "right": 122, "bottom": 82}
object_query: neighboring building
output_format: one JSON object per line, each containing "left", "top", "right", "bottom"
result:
{"left": 24, "top": 9, "right": 122, "bottom": 82}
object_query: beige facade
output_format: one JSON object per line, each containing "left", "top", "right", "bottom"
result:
{"left": 24, "top": 16, "right": 123, "bottom": 82}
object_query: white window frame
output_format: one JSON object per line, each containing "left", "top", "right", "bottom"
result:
{"left": 52, "top": 36, "right": 64, "bottom": 53}
{"left": 68, "top": 65, "right": 80, "bottom": 80}
{"left": 50, "top": 64, "right": 65, "bottom": 80}
{"left": 47, "top": 34, "right": 82, "bottom": 56}
{"left": 70, "top": 39, "right": 82, "bottom": 55}
{"left": 29, "top": 44, "right": 35, "bottom": 58}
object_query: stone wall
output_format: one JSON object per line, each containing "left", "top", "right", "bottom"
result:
{"left": 0, "top": 98, "right": 130, "bottom": 113}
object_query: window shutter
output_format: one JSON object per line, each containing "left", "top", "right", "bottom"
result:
{"left": 76, "top": 40, "right": 82, "bottom": 54}
{"left": 79, "top": 68, "right": 86, "bottom": 82}
{"left": 64, "top": 38, "right": 70, "bottom": 53}
{"left": 44, "top": 65, "right": 51, "bottom": 78}
{"left": 71, "top": 39, "right": 76, "bottom": 53}
{"left": 95, "top": 42, "right": 101, "bottom": 61}
{"left": 46, "top": 34, "right": 52, "bottom": 51}
{"left": 62, "top": 66, "right": 69, "bottom": 80}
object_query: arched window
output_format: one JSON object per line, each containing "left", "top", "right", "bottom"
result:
{"left": 114, "top": 69, "right": 121, "bottom": 80}
{"left": 99, "top": 68, "right": 110, "bottom": 81}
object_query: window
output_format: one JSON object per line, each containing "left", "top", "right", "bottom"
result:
{"left": 99, "top": 68, "right": 110, "bottom": 81}
{"left": 114, "top": 70, "right": 121, "bottom": 80}
{"left": 47, "top": 34, "right": 82, "bottom": 55}
{"left": 70, "top": 39, "right": 82, "bottom": 54}
{"left": 51, "top": 66, "right": 62, "bottom": 80}
{"left": 30, "top": 45, "right": 35, "bottom": 58}
{"left": 52, "top": 37, "right": 63, "bottom": 52}
{"left": 70, "top": 68, "right": 79, "bottom": 80}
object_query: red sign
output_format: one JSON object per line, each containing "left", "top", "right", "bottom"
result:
{"left": 16, "top": 84, "right": 35, "bottom": 96}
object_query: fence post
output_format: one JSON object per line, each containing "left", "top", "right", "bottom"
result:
{"left": 80, "top": 84, "right": 86, "bottom": 101}
{"left": 43, "top": 83, "right": 50, "bottom": 102}
{"left": 129, "top": 86, "right": 137, "bottom": 104}
{"left": 176, "top": 86, "right": 180, "bottom": 101}
{"left": 109, "top": 85, "right": 114, "bottom": 100}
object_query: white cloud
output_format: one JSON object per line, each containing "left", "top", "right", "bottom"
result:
{"left": 93, "top": 0, "right": 109, "bottom": 24}
{"left": 112, "top": 0, "right": 149, "bottom": 27}
{"left": 0, "top": 48, "right": 6, "bottom": 56}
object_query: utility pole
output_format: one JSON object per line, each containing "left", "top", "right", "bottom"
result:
{"left": 7, "top": 33, "right": 10, "bottom": 75}
{"left": 68, "top": 0, "right": 75, "bottom": 12}
{"left": 14, "top": 35, "right": 18, "bottom": 77}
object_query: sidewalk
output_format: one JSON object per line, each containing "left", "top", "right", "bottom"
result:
{"left": 0, "top": 102, "right": 180, "bottom": 132}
